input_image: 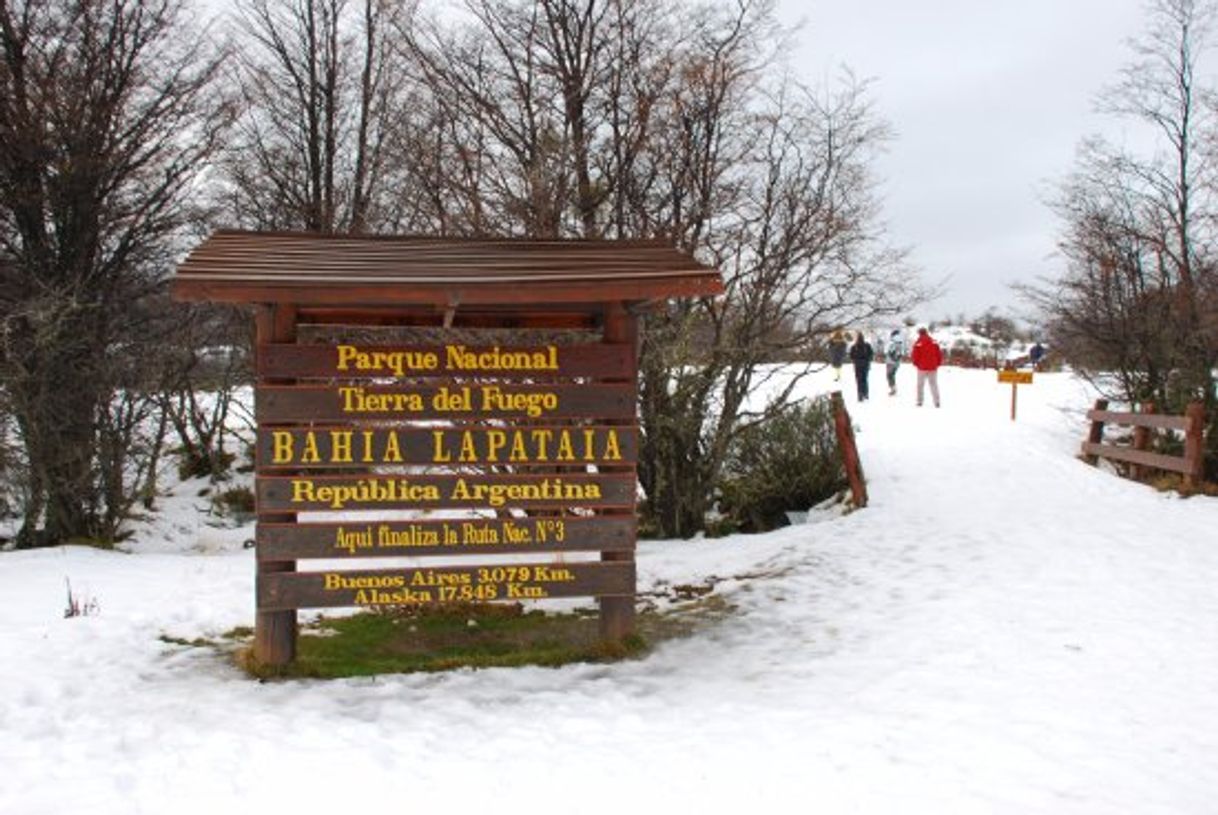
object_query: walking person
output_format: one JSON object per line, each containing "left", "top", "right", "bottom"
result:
{"left": 849, "top": 332, "right": 874, "bottom": 401}
{"left": 884, "top": 329, "right": 905, "bottom": 396}
{"left": 1029, "top": 341, "right": 1045, "bottom": 371}
{"left": 828, "top": 330, "right": 847, "bottom": 381}
{"left": 910, "top": 327, "right": 942, "bottom": 407}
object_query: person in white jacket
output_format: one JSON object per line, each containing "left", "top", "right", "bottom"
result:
{"left": 884, "top": 329, "right": 905, "bottom": 396}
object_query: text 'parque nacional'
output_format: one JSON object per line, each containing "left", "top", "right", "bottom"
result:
{"left": 335, "top": 344, "right": 559, "bottom": 377}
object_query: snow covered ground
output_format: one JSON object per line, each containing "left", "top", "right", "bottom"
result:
{"left": 3, "top": 366, "right": 1218, "bottom": 814}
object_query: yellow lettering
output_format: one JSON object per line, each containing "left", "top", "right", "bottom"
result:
{"left": 432, "top": 430, "right": 451, "bottom": 463}
{"left": 336, "top": 345, "right": 358, "bottom": 371}
{"left": 604, "top": 429, "right": 623, "bottom": 461}
{"left": 556, "top": 431, "right": 574, "bottom": 462}
{"left": 487, "top": 430, "right": 506, "bottom": 462}
{"left": 330, "top": 431, "right": 353, "bottom": 463}
{"left": 459, "top": 431, "right": 478, "bottom": 462}
{"left": 291, "top": 480, "right": 316, "bottom": 503}
{"left": 509, "top": 431, "right": 528, "bottom": 462}
{"left": 272, "top": 431, "right": 294, "bottom": 464}
{"left": 383, "top": 432, "right": 403, "bottom": 463}
{"left": 301, "top": 433, "right": 320, "bottom": 464}
{"left": 531, "top": 429, "right": 552, "bottom": 462}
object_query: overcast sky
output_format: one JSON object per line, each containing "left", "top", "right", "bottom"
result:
{"left": 774, "top": 0, "right": 1154, "bottom": 320}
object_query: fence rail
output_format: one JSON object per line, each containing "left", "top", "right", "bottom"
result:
{"left": 1081, "top": 399, "right": 1205, "bottom": 486}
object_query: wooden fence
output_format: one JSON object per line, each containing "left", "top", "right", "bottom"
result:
{"left": 1081, "top": 399, "right": 1206, "bottom": 487}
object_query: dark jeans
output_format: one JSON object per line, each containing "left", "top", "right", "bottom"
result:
{"left": 854, "top": 363, "right": 870, "bottom": 400}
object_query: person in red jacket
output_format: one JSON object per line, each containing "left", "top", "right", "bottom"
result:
{"left": 910, "top": 327, "right": 942, "bottom": 407}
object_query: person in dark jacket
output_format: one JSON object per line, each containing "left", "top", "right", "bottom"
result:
{"left": 910, "top": 327, "right": 942, "bottom": 407}
{"left": 1029, "top": 342, "right": 1045, "bottom": 371}
{"left": 828, "top": 330, "right": 848, "bottom": 381}
{"left": 849, "top": 332, "right": 874, "bottom": 401}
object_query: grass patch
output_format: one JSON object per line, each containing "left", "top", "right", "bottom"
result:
{"left": 1147, "top": 472, "right": 1218, "bottom": 497}
{"left": 238, "top": 603, "right": 649, "bottom": 680}
{"left": 159, "top": 633, "right": 216, "bottom": 648}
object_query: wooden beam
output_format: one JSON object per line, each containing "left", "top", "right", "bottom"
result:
{"left": 254, "top": 303, "right": 299, "bottom": 668}
{"left": 1079, "top": 441, "right": 1193, "bottom": 475}
{"left": 1084, "top": 408, "right": 1189, "bottom": 431}
{"left": 599, "top": 301, "right": 638, "bottom": 645}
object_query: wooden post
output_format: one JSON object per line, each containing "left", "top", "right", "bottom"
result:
{"left": 1083, "top": 398, "right": 1109, "bottom": 465}
{"left": 1010, "top": 382, "right": 1018, "bottom": 421}
{"left": 1131, "top": 402, "right": 1155, "bottom": 481}
{"left": 254, "top": 303, "right": 298, "bottom": 667}
{"left": 831, "top": 391, "right": 868, "bottom": 508}
{"left": 1184, "top": 401, "right": 1206, "bottom": 489}
{"left": 599, "top": 302, "right": 636, "bottom": 644}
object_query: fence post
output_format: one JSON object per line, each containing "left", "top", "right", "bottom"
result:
{"left": 1131, "top": 401, "right": 1155, "bottom": 480}
{"left": 1083, "top": 398, "right": 1109, "bottom": 466}
{"left": 1184, "top": 401, "right": 1206, "bottom": 489}
{"left": 831, "top": 391, "right": 868, "bottom": 508}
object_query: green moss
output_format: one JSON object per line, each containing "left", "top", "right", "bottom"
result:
{"left": 238, "top": 603, "right": 650, "bottom": 680}
{"left": 159, "top": 633, "right": 215, "bottom": 648}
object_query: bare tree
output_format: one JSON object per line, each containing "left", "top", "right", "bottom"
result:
{"left": 0, "top": 0, "right": 231, "bottom": 546}
{"left": 399, "top": 0, "right": 921, "bottom": 536}
{"left": 225, "top": 0, "right": 413, "bottom": 232}
{"left": 1033, "top": 0, "right": 1218, "bottom": 416}
{"left": 157, "top": 303, "right": 252, "bottom": 482}
{"left": 638, "top": 75, "right": 918, "bottom": 536}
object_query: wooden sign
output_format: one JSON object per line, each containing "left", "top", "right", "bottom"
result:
{"left": 169, "top": 231, "right": 723, "bottom": 667}
{"left": 256, "top": 383, "right": 635, "bottom": 422}
{"left": 259, "top": 342, "right": 633, "bottom": 379}
{"left": 256, "top": 425, "right": 637, "bottom": 468}
{"left": 249, "top": 337, "right": 639, "bottom": 636}
{"left": 258, "top": 562, "right": 636, "bottom": 611}
{"left": 998, "top": 368, "right": 1033, "bottom": 420}
{"left": 256, "top": 473, "right": 636, "bottom": 511}
{"left": 257, "top": 516, "right": 636, "bottom": 560}
{"left": 250, "top": 334, "right": 640, "bottom": 625}
{"left": 997, "top": 369, "right": 1033, "bottom": 385}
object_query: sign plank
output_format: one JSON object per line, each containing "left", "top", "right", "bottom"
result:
{"left": 256, "top": 426, "right": 637, "bottom": 468}
{"left": 259, "top": 342, "right": 633, "bottom": 380}
{"left": 997, "top": 370, "right": 1033, "bottom": 385}
{"left": 256, "top": 473, "right": 636, "bottom": 512}
{"left": 258, "top": 561, "right": 637, "bottom": 610}
{"left": 256, "top": 383, "right": 636, "bottom": 422}
{"left": 257, "top": 516, "right": 636, "bottom": 560}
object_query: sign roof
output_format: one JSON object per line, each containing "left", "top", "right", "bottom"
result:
{"left": 171, "top": 230, "right": 723, "bottom": 306}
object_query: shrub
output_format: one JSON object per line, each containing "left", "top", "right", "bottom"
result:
{"left": 215, "top": 485, "right": 255, "bottom": 516}
{"left": 176, "top": 448, "right": 236, "bottom": 481}
{"left": 716, "top": 397, "right": 847, "bottom": 533}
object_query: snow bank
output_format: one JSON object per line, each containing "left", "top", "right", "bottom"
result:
{"left": 2, "top": 367, "right": 1217, "bottom": 814}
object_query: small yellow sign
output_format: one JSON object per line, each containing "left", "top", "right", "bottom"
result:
{"left": 998, "top": 369, "right": 1033, "bottom": 385}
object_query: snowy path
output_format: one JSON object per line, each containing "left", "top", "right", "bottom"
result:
{"left": 2, "top": 369, "right": 1218, "bottom": 814}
